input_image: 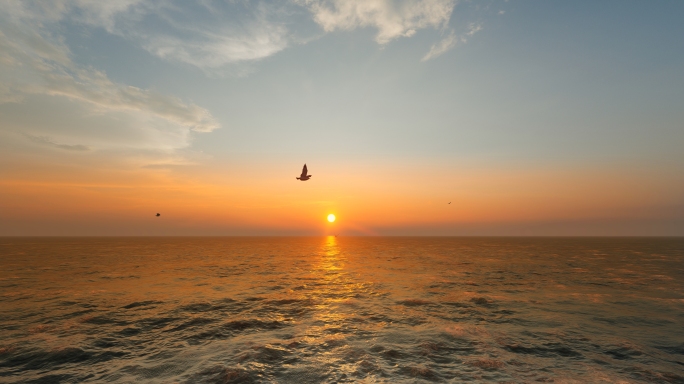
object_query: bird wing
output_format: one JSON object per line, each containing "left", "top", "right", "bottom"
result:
{"left": 301, "top": 164, "right": 308, "bottom": 176}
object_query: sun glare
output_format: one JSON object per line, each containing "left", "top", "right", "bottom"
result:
{"left": 327, "top": 214, "right": 336, "bottom": 223}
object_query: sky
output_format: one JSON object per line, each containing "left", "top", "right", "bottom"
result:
{"left": 0, "top": 0, "right": 683, "bottom": 236}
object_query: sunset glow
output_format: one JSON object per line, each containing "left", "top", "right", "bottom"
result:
{"left": 328, "top": 214, "right": 336, "bottom": 223}
{"left": 0, "top": 1, "right": 682, "bottom": 236}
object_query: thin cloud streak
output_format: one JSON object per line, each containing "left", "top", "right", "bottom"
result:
{"left": 422, "top": 30, "right": 459, "bottom": 61}
{"left": 24, "top": 134, "right": 90, "bottom": 151}
{"left": 422, "top": 23, "right": 481, "bottom": 61}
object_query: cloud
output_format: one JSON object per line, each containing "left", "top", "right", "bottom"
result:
{"left": 0, "top": 3, "right": 220, "bottom": 154}
{"left": 39, "top": 67, "right": 219, "bottom": 133}
{"left": 66, "top": 1, "right": 292, "bottom": 69}
{"left": 24, "top": 134, "right": 90, "bottom": 151}
{"left": 4, "top": 0, "right": 475, "bottom": 72}
{"left": 467, "top": 22, "right": 482, "bottom": 37}
{"left": 421, "top": 30, "right": 458, "bottom": 61}
{"left": 421, "top": 22, "right": 481, "bottom": 61}
{"left": 1, "top": 1, "right": 293, "bottom": 71}
{"left": 139, "top": 22, "right": 289, "bottom": 69}
{"left": 301, "top": 0, "right": 456, "bottom": 44}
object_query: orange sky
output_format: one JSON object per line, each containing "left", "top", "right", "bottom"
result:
{"left": 2, "top": 156, "right": 682, "bottom": 235}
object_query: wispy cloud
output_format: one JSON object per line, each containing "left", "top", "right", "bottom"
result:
{"left": 467, "top": 22, "right": 483, "bottom": 37}
{"left": 0, "top": 2, "right": 220, "bottom": 153}
{"left": 0, "top": 1, "right": 293, "bottom": 72}
{"left": 67, "top": 1, "right": 292, "bottom": 70}
{"left": 421, "top": 22, "right": 481, "bottom": 61}
{"left": 24, "top": 134, "right": 90, "bottom": 151}
{"left": 300, "top": 0, "right": 456, "bottom": 44}
{"left": 422, "top": 30, "right": 459, "bottom": 61}
{"left": 140, "top": 22, "right": 289, "bottom": 69}
{"left": 39, "top": 66, "right": 219, "bottom": 133}
{"left": 4, "top": 0, "right": 479, "bottom": 74}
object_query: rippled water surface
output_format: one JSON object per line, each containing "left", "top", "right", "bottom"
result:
{"left": 1, "top": 237, "right": 683, "bottom": 383}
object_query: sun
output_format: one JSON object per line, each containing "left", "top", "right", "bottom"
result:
{"left": 327, "top": 214, "right": 336, "bottom": 223}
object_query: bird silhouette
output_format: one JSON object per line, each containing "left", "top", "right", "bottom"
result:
{"left": 156, "top": 213, "right": 160, "bottom": 217}
{"left": 296, "top": 164, "right": 311, "bottom": 181}
{"left": 448, "top": 202, "right": 451, "bottom": 204}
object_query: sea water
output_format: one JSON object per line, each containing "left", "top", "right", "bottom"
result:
{"left": 0, "top": 237, "right": 682, "bottom": 383}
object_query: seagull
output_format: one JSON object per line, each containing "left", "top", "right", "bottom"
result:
{"left": 156, "top": 213, "right": 160, "bottom": 217}
{"left": 448, "top": 202, "right": 451, "bottom": 204}
{"left": 296, "top": 163, "right": 311, "bottom": 181}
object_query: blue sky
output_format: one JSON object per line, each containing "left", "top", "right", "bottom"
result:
{"left": 1, "top": 0, "right": 683, "bottom": 235}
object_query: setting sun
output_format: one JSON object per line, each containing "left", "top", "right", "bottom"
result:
{"left": 327, "top": 214, "right": 336, "bottom": 223}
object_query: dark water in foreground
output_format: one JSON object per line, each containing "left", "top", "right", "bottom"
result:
{"left": 1, "top": 237, "right": 683, "bottom": 383}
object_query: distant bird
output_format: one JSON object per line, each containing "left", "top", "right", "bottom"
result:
{"left": 156, "top": 213, "right": 160, "bottom": 217}
{"left": 448, "top": 202, "right": 451, "bottom": 204}
{"left": 296, "top": 163, "right": 311, "bottom": 181}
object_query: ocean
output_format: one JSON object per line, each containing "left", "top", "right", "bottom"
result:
{"left": 0, "top": 237, "right": 682, "bottom": 383}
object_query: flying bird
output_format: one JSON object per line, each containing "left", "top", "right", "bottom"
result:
{"left": 156, "top": 213, "right": 160, "bottom": 217}
{"left": 296, "top": 164, "right": 311, "bottom": 181}
{"left": 448, "top": 202, "right": 451, "bottom": 204}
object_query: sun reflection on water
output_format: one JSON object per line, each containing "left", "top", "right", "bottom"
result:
{"left": 321, "top": 235, "right": 339, "bottom": 263}
{"left": 302, "top": 236, "right": 361, "bottom": 347}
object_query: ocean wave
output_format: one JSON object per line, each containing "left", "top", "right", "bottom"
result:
{"left": 1, "top": 237, "right": 683, "bottom": 383}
